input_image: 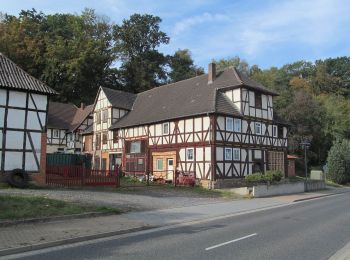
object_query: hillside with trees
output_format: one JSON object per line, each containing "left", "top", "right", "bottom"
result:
{"left": 1, "top": 9, "right": 350, "bottom": 174}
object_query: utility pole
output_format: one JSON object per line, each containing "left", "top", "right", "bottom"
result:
{"left": 301, "top": 140, "right": 311, "bottom": 188}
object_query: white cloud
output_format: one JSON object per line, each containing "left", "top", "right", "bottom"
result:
{"left": 173, "top": 12, "right": 231, "bottom": 35}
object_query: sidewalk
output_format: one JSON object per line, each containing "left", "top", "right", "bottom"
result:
{"left": 1, "top": 187, "right": 348, "bottom": 256}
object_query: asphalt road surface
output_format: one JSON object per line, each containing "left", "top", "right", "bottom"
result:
{"left": 6, "top": 193, "right": 350, "bottom": 260}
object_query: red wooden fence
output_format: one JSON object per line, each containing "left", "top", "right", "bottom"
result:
{"left": 46, "top": 165, "right": 120, "bottom": 187}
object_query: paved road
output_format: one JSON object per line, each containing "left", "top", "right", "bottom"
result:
{"left": 6, "top": 193, "right": 350, "bottom": 260}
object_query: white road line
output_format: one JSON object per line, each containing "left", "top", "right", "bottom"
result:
{"left": 205, "top": 233, "right": 257, "bottom": 251}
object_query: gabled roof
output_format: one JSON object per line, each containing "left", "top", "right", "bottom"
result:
{"left": 47, "top": 102, "right": 93, "bottom": 131}
{"left": 101, "top": 87, "right": 137, "bottom": 110}
{"left": 0, "top": 53, "right": 57, "bottom": 95}
{"left": 110, "top": 67, "right": 279, "bottom": 129}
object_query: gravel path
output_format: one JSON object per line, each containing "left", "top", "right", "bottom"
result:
{"left": 0, "top": 187, "right": 230, "bottom": 211}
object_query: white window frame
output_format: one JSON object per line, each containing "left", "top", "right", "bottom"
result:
{"left": 186, "top": 148, "right": 194, "bottom": 161}
{"left": 255, "top": 122, "right": 262, "bottom": 135}
{"left": 234, "top": 118, "right": 241, "bottom": 132}
{"left": 224, "top": 148, "right": 232, "bottom": 160}
{"left": 130, "top": 141, "right": 141, "bottom": 154}
{"left": 233, "top": 148, "right": 240, "bottom": 160}
{"left": 162, "top": 122, "right": 169, "bottom": 135}
{"left": 53, "top": 129, "right": 59, "bottom": 138}
{"left": 272, "top": 125, "right": 277, "bottom": 137}
{"left": 226, "top": 117, "right": 234, "bottom": 131}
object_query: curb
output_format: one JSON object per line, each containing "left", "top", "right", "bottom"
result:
{"left": 0, "top": 212, "right": 119, "bottom": 227}
{"left": 0, "top": 225, "right": 154, "bottom": 257}
{"left": 293, "top": 190, "right": 350, "bottom": 202}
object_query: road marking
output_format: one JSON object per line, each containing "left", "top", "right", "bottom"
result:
{"left": 205, "top": 233, "right": 257, "bottom": 251}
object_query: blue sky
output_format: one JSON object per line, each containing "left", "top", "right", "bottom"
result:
{"left": 2, "top": 0, "right": 350, "bottom": 70}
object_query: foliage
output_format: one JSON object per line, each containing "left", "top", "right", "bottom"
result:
{"left": 113, "top": 14, "right": 169, "bottom": 93}
{"left": 326, "top": 140, "right": 350, "bottom": 184}
{"left": 245, "top": 171, "right": 283, "bottom": 184}
{"left": 0, "top": 9, "right": 115, "bottom": 104}
{"left": 168, "top": 49, "right": 204, "bottom": 83}
{"left": 213, "top": 56, "right": 250, "bottom": 74}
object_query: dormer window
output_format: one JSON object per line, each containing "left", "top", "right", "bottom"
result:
{"left": 255, "top": 93, "right": 262, "bottom": 109}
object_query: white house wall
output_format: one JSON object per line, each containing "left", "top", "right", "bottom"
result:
{"left": 1, "top": 89, "right": 48, "bottom": 173}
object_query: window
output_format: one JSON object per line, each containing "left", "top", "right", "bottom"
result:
{"left": 96, "top": 112, "right": 101, "bottom": 124}
{"left": 162, "top": 122, "right": 169, "bottom": 135}
{"left": 234, "top": 118, "right": 241, "bottom": 132}
{"left": 130, "top": 141, "right": 141, "bottom": 153}
{"left": 272, "top": 125, "right": 277, "bottom": 137}
{"left": 156, "top": 159, "right": 163, "bottom": 170}
{"left": 233, "top": 148, "right": 240, "bottom": 160}
{"left": 113, "top": 131, "right": 118, "bottom": 143}
{"left": 53, "top": 129, "right": 59, "bottom": 138}
{"left": 186, "top": 148, "right": 194, "bottom": 161}
{"left": 278, "top": 126, "right": 284, "bottom": 138}
{"left": 102, "top": 110, "right": 108, "bottom": 123}
{"left": 225, "top": 148, "right": 232, "bottom": 160}
{"left": 255, "top": 122, "right": 262, "bottom": 135}
{"left": 101, "top": 158, "right": 107, "bottom": 170}
{"left": 255, "top": 93, "right": 262, "bottom": 108}
{"left": 102, "top": 132, "right": 108, "bottom": 145}
{"left": 226, "top": 117, "right": 234, "bottom": 131}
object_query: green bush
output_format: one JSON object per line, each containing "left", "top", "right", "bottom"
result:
{"left": 265, "top": 170, "right": 283, "bottom": 182}
{"left": 245, "top": 170, "right": 283, "bottom": 184}
{"left": 245, "top": 173, "right": 265, "bottom": 183}
{"left": 327, "top": 140, "right": 350, "bottom": 184}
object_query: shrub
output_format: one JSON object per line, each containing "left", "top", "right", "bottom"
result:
{"left": 327, "top": 140, "right": 350, "bottom": 184}
{"left": 245, "top": 170, "right": 283, "bottom": 184}
{"left": 265, "top": 170, "right": 283, "bottom": 182}
{"left": 245, "top": 172, "right": 264, "bottom": 183}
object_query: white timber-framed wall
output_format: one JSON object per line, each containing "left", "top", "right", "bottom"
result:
{"left": 66, "top": 115, "right": 93, "bottom": 153}
{"left": 46, "top": 128, "right": 67, "bottom": 153}
{"left": 0, "top": 88, "right": 48, "bottom": 173}
{"left": 92, "top": 88, "right": 128, "bottom": 170}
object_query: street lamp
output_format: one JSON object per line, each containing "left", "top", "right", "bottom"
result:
{"left": 300, "top": 140, "right": 311, "bottom": 181}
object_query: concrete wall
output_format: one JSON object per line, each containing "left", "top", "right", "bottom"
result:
{"left": 253, "top": 182, "right": 305, "bottom": 197}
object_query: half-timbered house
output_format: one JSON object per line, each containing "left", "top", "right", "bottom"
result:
{"left": 91, "top": 87, "right": 136, "bottom": 170}
{"left": 47, "top": 101, "right": 93, "bottom": 154}
{"left": 86, "top": 63, "right": 288, "bottom": 188}
{"left": 0, "top": 53, "right": 56, "bottom": 177}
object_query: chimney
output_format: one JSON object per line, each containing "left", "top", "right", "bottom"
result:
{"left": 208, "top": 62, "right": 216, "bottom": 84}
{"left": 80, "top": 102, "right": 85, "bottom": 110}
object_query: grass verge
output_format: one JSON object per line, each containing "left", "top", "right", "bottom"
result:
{"left": 0, "top": 195, "right": 120, "bottom": 220}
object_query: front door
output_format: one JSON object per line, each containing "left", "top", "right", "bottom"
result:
{"left": 167, "top": 158, "right": 174, "bottom": 181}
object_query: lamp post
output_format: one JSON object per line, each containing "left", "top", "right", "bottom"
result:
{"left": 300, "top": 140, "right": 311, "bottom": 181}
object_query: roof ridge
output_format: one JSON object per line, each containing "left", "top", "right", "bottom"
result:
{"left": 232, "top": 67, "right": 243, "bottom": 85}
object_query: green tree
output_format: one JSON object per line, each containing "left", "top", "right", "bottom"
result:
{"left": 168, "top": 49, "right": 204, "bottom": 82}
{"left": 213, "top": 56, "right": 250, "bottom": 74}
{"left": 327, "top": 140, "right": 350, "bottom": 184}
{"left": 113, "top": 14, "right": 169, "bottom": 93}
{"left": 0, "top": 9, "right": 115, "bottom": 104}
